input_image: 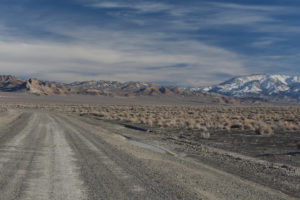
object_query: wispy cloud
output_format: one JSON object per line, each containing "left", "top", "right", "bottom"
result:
{"left": 251, "top": 37, "right": 286, "bottom": 48}
{"left": 83, "top": 1, "right": 299, "bottom": 36}
{"left": 210, "top": 3, "right": 284, "bottom": 12}
{"left": 0, "top": 25, "right": 248, "bottom": 86}
{"left": 202, "top": 12, "right": 275, "bottom": 25}
{"left": 0, "top": 0, "right": 299, "bottom": 86}
{"left": 88, "top": 2, "right": 170, "bottom": 13}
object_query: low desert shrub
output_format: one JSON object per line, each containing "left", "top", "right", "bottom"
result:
{"left": 243, "top": 119, "right": 255, "bottom": 131}
{"left": 255, "top": 121, "right": 274, "bottom": 136}
{"left": 146, "top": 118, "right": 153, "bottom": 127}
{"left": 155, "top": 118, "right": 164, "bottom": 127}
{"left": 186, "top": 118, "right": 195, "bottom": 130}
{"left": 129, "top": 117, "right": 139, "bottom": 123}
{"left": 199, "top": 126, "right": 210, "bottom": 139}
{"left": 5, "top": 104, "right": 299, "bottom": 134}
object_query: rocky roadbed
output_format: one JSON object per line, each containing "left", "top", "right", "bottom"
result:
{"left": 79, "top": 113, "right": 300, "bottom": 199}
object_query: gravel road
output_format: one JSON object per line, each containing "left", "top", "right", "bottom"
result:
{"left": 0, "top": 110, "right": 296, "bottom": 200}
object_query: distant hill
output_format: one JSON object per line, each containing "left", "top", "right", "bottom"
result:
{"left": 0, "top": 75, "right": 27, "bottom": 92}
{"left": 0, "top": 75, "right": 188, "bottom": 97}
{"left": 63, "top": 80, "right": 187, "bottom": 96}
{"left": 193, "top": 74, "right": 300, "bottom": 101}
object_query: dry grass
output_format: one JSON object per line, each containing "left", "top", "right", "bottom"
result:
{"left": 199, "top": 126, "right": 211, "bottom": 139}
{"left": 254, "top": 121, "right": 274, "bottom": 136}
{"left": 3, "top": 104, "right": 300, "bottom": 135}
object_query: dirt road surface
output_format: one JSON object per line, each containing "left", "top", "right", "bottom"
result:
{"left": 0, "top": 110, "right": 296, "bottom": 200}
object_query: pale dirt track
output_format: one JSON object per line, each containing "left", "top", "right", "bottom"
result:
{"left": 0, "top": 110, "right": 296, "bottom": 200}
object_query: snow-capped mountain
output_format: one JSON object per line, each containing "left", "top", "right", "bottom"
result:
{"left": 199, "top": 74, "right": 300, "bottom": 101}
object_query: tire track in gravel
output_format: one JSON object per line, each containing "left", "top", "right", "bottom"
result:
{"left": 0, "top": 112, "right": 33, "bottom": 146}
{"left": 0, "top": 113, "right": 44, "bottom": 200}
{"left": 22, "top": 114, "right": 87, "bottom": 200}
{"left": 0, "top": 112, "right": 87, "bottom": 200}
{"left": 52, "top": 114, "right": 201, "bottom": 200}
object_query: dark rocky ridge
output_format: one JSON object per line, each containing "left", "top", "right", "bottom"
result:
{"left": 0, "top": 75, "right": 188, "bottom": 97}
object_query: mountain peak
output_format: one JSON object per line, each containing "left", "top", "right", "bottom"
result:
{"left": 200, "top": 74, "right": 300, "bottom": 101}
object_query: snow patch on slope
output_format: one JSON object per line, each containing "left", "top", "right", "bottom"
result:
{"left": 198, "top": 74, "right": 300, "bottom": 100}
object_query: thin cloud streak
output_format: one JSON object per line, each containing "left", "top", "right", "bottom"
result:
{"left": 87, "top": 2, "right": 170, "bottom": 13}
{"left": 210, "top": 2, "right": 285, "bottom": 12}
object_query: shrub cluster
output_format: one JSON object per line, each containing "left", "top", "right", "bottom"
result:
{"left": 4, "top": 104, "right": 300, "bottom": 135}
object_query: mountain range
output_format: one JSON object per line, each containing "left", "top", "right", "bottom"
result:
{"left": 0, "top": 74, "right": 299, "bottom": 102}
{"left": 0, "top": 75, "right": 187, "bottom": 97}
{"left": 193, "top": 74, "right": 300, "bottom": 101}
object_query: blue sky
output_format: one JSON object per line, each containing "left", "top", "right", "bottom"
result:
{"left": 0, "top": 0, "right": 299, "bottom": 86}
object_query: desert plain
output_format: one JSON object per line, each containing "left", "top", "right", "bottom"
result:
{"left": 0, "top": 92, "right": 299, "bottom": 200}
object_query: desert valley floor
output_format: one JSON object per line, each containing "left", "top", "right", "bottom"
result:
{"left": 0, "top": 93, "right": 299, "bottom": 200}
